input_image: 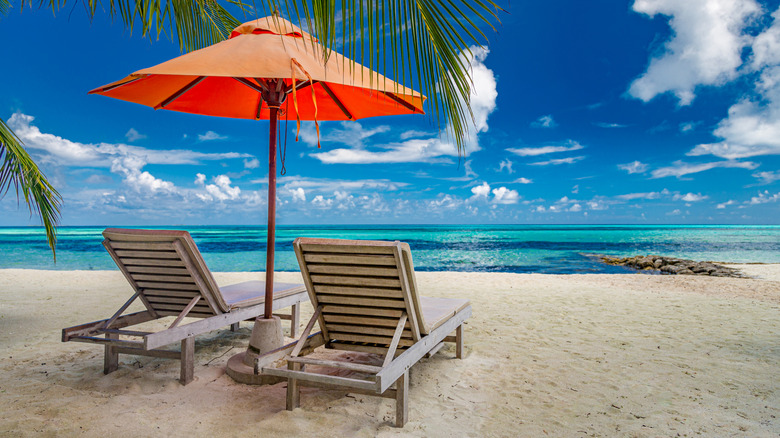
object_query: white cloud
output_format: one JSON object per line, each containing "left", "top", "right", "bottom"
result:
{"left": 628, "top": 0, "right": 761, "bottom": 105}
{"left": 529, "top": 156, "right": 585, "bottom": 166}
{"left": 753, "top": 170, "right": 780, "bottom": 184}
{"left": 243, "top": 158, "right": 260, "bottom": 169}
{"left": 491, "top": 187, "right": 520, "bottom": 204}
{"left": 470, "top": 182, "right": 491, "bottom": 199}
{"left": 429, "top": 194, "right": 463, "bottom": 209}
{"left": 300, "top": 122, "right": 390, "bottom": 149}
{"left": 290, "top": 187, "right": 306, "bottom": 202}
{"left": 195, "top": 173, "right": 206, "bottom": 185}
{"left": 507, "top": 140, "right": 584, "bottom": 157}
{"left": 399, "top": 130, "right": 430, "bottom": 140}
{"left": 616, "top": 191, "right": 662, "bottom": 200}
{"left": 531, "top": 115, "right": 557, "bottom": 128}
{"left": 202, "top": 175, "right": 241, "bottom": 201}
{"left": 571, "top": 185, "right": 579, "bottom": 194}
{"left": 498, "top": 158, "right": 514, "bottom": 174}
{"left": 748, "top": 190, "right": 780, "bottom": 204}
{"left": 667, "top": 209, "right": 682, "bottom": 216}
{"left": 618, "top": 160, "right": 648, "bottom": 174}
{"left": 309, "top": 46, "right": 497, "bottom": 164}
{"left": 198, "top": 131, "right": 227, "bottom": 141}
{"left": 513, "top": 177, "right": 533, "bottom": 184}
{"left": 110, "top": 155, "right": 175, "bottom": 194}
{"left": 717, "top": 200, "right": 736, "bottom": 208}
{"left": 679, "top": 122, "right": 698, "bottom": 132}
{"left": 651, "top": 159, "right": 758, "bottom": 178}
{"left": 8, "top": 113, "right": 250, "bottom": 167}
{"left": 272, "top": 176, "right": 408, "bottom": 192}
{"left": 569, "top": 203, "right": 582, "bottom": 212}
{"left": 125, "top": 128, "right": 146, "bottom": 142}
{"left": 673, "top": 192, "right": 708, "bottom": 202}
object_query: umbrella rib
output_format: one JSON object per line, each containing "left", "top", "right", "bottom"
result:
{"left": 155, "top": 76, "right": 206, "bottom": 109}
{"left": 382, "top": 91, "right": 420, "bottom": 113}
{"left": 89, "top": 76, "right": 145, "bottom": 94}
{"left": 320, "top": 83, "right": 354, "bottom": 120}
{"left": 235, "top": 77, "right": 263, "bottom": 93}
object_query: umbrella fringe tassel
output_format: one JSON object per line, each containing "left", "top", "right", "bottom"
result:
{"left": 291, "top": 58, "right": 321, "bottom": 148}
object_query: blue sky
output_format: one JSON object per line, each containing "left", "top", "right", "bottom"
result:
{"left": 2, "top": 0, "right": 779, "bottom": 226}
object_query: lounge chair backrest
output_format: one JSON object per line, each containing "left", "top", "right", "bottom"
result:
{"left": 293, "top": 237, "right": 430, "bottom": 354}
{"left": 102, "top": 228, "right": 230, "bottom": 317}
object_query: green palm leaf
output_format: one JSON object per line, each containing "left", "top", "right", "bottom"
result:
{"left": 0, "top": 118, "right": 62, "bottom": 260}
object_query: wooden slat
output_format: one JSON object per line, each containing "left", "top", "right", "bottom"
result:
{"left": 122, "top": 258, "right": 186, "bottom": 267}
{"left": 325, "top": 324, "right": 412, "bottom": 338}
{"left": 143, "top": 289, "right": 200, "bottom": 298}
{"left": 310, "top": 275, "right": 401, "bottom": 288}
{"left": 97, "top": 328, "right": 152, "bottom": 337}
{"left": 145, "top": 296, "right": 204, "bottom": 305}
{"left": 313, "top": 285, "right": 404, "bottom": 299}
{"left": 328, "top": 342, "right": 408, "bottom": 355}
{"left": 108, "top": 241, "right": 175, "bottom": 251}
{"left": 317, "top": 295, "right": 406, "bottom": 308}
{"left": 322, "top": 305, "right": 403, "bottom": 318}
{"left": 151, "top": 303, "right": 212, "bottom": 313}
{"left": 322, "top": 314, "right": 409, "bottom": 328}
{"left": 304, "top": 253, "right": 397, "bottom": 266}
{"left": 131, "top": 274, "right": 194, "bottom": 283}
{"left": 262, "top": 367, "right": 379, "bottom": 392}
{"left": 136, "top": 281, "right": 200, "bottom": 291}
{"left": 301, "top": 243, "right": 395, "bottom": 255}
{"left": 114, "top": 250, "right": 180, "bottom": 259}
{"left": 306, "top": 264, "right": 399, "bottom": 277}
{"left": 125, "top": 266, "right": 191, "bottom": 275}
{"left": 286, "top": 356, "right": 383, "bottom": 374}
{"left": 328, "top": 332, "right": 415, "bottom": 347}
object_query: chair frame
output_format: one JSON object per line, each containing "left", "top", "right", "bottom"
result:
{"left": 261, "top": 237, "right": 471, "bottom": 427}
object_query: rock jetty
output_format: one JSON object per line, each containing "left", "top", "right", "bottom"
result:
{"left": 600, "top": 255, "right": 745, "bottom": 278}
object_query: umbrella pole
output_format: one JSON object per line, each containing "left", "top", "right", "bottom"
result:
{"left": 264, "top": 106, "right": 278, "bottom": 319}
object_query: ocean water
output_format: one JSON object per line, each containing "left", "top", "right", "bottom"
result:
{"left": 0, "top": 225, "right": 778, "bottom": 274}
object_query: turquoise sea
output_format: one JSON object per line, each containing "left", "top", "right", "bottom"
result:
{"left": 0, "top": 225, "right": 778, "bottom": 274}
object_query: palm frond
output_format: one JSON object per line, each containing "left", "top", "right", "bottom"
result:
{"left": 0, "top": 117, "right": 62, "bottom": 260}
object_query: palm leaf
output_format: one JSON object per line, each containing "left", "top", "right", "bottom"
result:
{"left": 0, "top": 118, "right": 62, "bottom": 260}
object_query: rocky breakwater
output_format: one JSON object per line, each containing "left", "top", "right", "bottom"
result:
{"left": 601, "top": 255, "right": 746, "bottom": 278}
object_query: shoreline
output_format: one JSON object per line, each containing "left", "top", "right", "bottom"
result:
{"left": 1, "top": 269, "right": 778, "bottom": 435}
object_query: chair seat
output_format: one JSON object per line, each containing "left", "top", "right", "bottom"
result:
{"left": 219, "top": 281, "right": 307, "bottom": 309}
{"left": 420, "top": 296, "right": 470, "bottom": 334}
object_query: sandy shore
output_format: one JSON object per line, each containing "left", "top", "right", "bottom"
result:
{"left": 1, "top": 267, "right": 778, "bottom": 437}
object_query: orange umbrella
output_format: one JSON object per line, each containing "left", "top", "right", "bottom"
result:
{"left": 91, "top": 17, "right": 425, "bottom": 319}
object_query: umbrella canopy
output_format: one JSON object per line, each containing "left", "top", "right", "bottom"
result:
{"left": 90, "top": 17, "right": 425, "bottom": 121}
{"left": 90, "top": 16, "right": 425, "bottom": 319}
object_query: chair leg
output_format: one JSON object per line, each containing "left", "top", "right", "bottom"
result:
{"left": 104, "top": 333, "right": 118, "bottom": 374}
{"left": 290, "top": 303, "right": 300, "bottom": 338}
{"left": 395, "top": 370, "right": 409, "bottom": 427}
{"left": 456, "top": 325, "right": 463, "bottom": 359}
{"left": 180, "top": 337, "right": 194, "bottom": 385}
{"left": 230, "top": 322, "right": 240, "bottom": 332}
{"left": 286, "top": 362, "right": 301, "bottom": 410}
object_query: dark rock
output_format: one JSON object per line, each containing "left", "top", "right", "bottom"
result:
{"left": 599, "top": 254, "right": 745, "bottom": 278}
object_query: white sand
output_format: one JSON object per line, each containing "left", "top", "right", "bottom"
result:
{"left": 0, "top": 267, "right": 778, "bottom": 437}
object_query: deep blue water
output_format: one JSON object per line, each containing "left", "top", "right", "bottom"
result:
{"left": 0, "top": 225, "right": 778, "bottom": 274}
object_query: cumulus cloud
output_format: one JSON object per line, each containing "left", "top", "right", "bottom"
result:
{"left": 491, "top": 187, "right": 520, "bottom": 204}
{"left": 8, "top": 113, "right": 250, "bottom": 167}
{"left": 198, "top": 131, "right": 227, "bottom": 141}
{"left": 673, "top": 192, "right": 708, "bottom": 202}
{"left": 529, "top": 156, "right": 585, "bottom": 166}
{"left": 110, "top": 155, "right": 175, "bottom": 194}
{"left": 290, "top": 187, "right": 306, "bottom": 202}
{"left": 309, "top": 46, "right": 497, "bottom": 164}
{"left": 618, "top": 160, "right": 648, "bottom": 174}
{"left": 201, "top": 175, "right": 241, "bottom": 201}
{"left": 125, "top": 128, "right": 146, "bottom": 142}
{"left": 531, "top": 115, "right": 557, "bottom": 128}
{"left": 513, "top": 177, "right": 533, "bottom": 184}
{"left": 651, "top": 159, "right": 758, "bottom": 178}
{"left": 470, "top": 182, "right": 491, "bottom": 199}
{"left": 717, "top": 200, "right": 736, "bottom": 208}
{"left": 628, "top": 0, "right": 761, "bottom": 105}
{"left": 748, "top": 190, "right": 780, "bottom": 204}
{"left": 506, "top": 140, "right": 584, "bottom": 157}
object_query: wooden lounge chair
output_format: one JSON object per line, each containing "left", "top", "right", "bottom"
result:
{"left": 62, "top": 228, "right": 308, "bottom": 385}
{"left": 262, "top": 237, "right": 471, "bottom": 427}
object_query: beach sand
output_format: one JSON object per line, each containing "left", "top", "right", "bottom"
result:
{"left": 1, "top": 267, "right": 778, "bottom": 437}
